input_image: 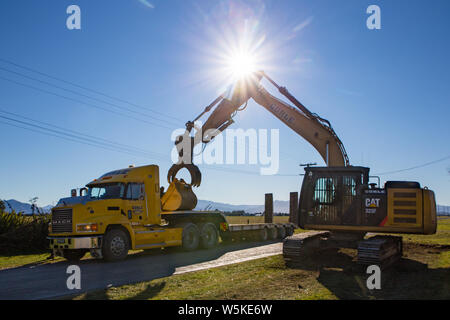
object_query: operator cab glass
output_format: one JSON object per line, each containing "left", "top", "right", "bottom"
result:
{"left": 299, "top": 166, "right": 370, "bottom": 227}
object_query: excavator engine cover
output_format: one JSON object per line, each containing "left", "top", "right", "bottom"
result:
{"left": 161, "top": 178, "right": 198, "bottom": 211}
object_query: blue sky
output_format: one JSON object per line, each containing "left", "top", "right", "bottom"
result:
{"left": 0, "top": 0, "right": 449, "bottom": 207}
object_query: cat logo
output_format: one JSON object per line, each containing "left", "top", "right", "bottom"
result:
{"left": 365, "top": 198, "right": 380, "bottom": 208}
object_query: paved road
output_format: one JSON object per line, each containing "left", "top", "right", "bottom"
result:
{"left": 0, "top": 240, "right": 284, "bottom": 300}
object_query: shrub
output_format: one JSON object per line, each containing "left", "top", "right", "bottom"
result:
{"left": 0, "top": 210, "right": 51, "bottom": 254}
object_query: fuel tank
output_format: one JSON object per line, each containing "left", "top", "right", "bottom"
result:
{"left": 161, "top": 178, "right": 198, "bottom": 211}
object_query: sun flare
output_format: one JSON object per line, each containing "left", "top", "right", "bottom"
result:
{"left": 226, "top": 51, "right": 258, "bottom": 80}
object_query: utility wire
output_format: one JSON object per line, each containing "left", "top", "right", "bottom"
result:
{"left": 0, "top": 75, "right": 175, "bottom": 130}
{"left": 0, "top": 113, "right": 298, "bottom": 177}
{"left": 0, "top": 59, "right": 306, "bottom": 164}
{"left": 374, "top": 155, "right": 450, "bottom": 175}
{"left": 0, "top": 114, "right": 168, "bottom": 161}
{"left": 0, "top": 57, "right": 183, "bottom": 123}
{"left": 0, "top": 109, "right": 164, "bottom": 158}
{"left": 0, "top": 66, "right": 181, "bottom": 127}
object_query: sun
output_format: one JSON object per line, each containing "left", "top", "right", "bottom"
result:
{"left": 226, "top": 51, "right": 258, "bottom": 80}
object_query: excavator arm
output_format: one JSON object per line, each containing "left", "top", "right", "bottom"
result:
{"left": 168, "top": 71, "right": 349, "bottom": 186}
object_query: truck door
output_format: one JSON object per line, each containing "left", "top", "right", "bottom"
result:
{"left": 124, "top": 182, "right": 146, "bottom": 225}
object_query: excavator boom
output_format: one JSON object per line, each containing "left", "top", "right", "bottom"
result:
{"left": 169, "top": 71, "right": 349, "bottom": 185}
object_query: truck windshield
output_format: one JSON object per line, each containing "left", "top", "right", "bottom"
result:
{"left": 88, "top": 183, "right": 125, "bottom": 200}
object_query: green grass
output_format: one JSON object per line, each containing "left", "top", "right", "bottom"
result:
{"left": 0, "top": 251, "right": 59, "bottom": 270}
{"left": 72, "top": 217, "right": 450, "bottom": 300}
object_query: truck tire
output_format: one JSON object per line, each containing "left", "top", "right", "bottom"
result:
{"left": 259, "top": 228, "right": 268, "bottom": 241}
{"left": 200, "top": 223, "right": 218, "bottom": 249}
{"left": 268, "top": 227, "right": 277, "bottom": 240}
{"left": 102, "top": 228, "right": 130, "bottom": 262}
{"left": 277, "top": 226, "right": 286, "bottom": 239}
{"left": 63, "top": 249, "right": 86, "bottom": 261}
{"left": 182, "top": 223, "right": 200, "bottom": 251}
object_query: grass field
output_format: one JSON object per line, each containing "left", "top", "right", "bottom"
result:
{"left": 71, "top": 217, "right": 450, "bottom": 300}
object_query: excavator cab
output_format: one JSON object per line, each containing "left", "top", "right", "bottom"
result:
{"left": 299, "top": 166, "right": 373, "bottom": 228}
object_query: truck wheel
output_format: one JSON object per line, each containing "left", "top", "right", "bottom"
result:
{"left": 63, "top": 249, "right": 86, "bottom": 261}
{"left": 182, "top": 223, "right": 200, "bottom": 251}
{"left": 102, "top": 229, "right": 130, "bottom": 262}
{"left": 200, "top": 223, "right": 218, "bottom": 249}
{"left": 259, "top": 228, "right": 268, "bottom": 241}
{"left": 269, "top": 227, "right": 278, "bottom": 240}
{"left": 277, "top": 226, "right": 286, "bottom": 239}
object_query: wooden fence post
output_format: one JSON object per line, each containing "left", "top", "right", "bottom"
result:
{"left": 289, "top": 192, "right": 299, "bottom": 226}
{"left": 265, "top": 193, "right": 273, "bottom": 223}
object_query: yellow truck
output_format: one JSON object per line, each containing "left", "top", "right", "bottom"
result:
{"left": 48, "top": 164, "right": 294, "bottom": 261}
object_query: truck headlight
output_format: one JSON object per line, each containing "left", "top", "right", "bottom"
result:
{"left": 76, "top": 223, "right": 98, "bottom": 232}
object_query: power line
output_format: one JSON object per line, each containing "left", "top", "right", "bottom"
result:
{"left": 0, "top": 109, "right": 164, "bottom": 158}
{"left": 0, "top": 66, "right": 181, "bottom": 127}
{"left": 0, "top": 113, "right": 169, "bottom": 161}
{"left": 0, "top": 75, "right": 175, "bottom": 130}
{"left": 0, "top": 113, "right": 298, "bottom": 177}
{"left": 374, "top": 155, "right": 450, "bottom": 175}
{"left": 0, "top": 57, "right": 183, "bottom": 123}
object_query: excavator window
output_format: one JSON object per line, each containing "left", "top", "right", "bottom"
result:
{"left": 300, "top": 167, "right": 369, "bottom": 227}
{"left": 314, "top": 177, "right": 337, "bottom": 205}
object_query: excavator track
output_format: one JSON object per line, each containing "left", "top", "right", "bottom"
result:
{"left": 357, "top": 235, "right": 403, "bottom": 269}
{"left": 282, "top": 231, "right": 330, "bottom": 267}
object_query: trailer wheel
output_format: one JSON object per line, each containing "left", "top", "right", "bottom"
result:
{"left": 182, "top": 223, "right": 200, "bottom": 251}
{"left": 200, "top": 223, "right": 218, "bottom": 249}
{"left": 102, "top": 228, "right": 130, "bottom": 262}
{"left": 63, "top": 249, "right": 86, "bottom": 262}
{"left": 286, "top": 226, "right": 294, "bottom": 236}
{"left": 268, "top": 227, "right": 277, "bottom": 240}
{"left": 259, "top": 228, "right": 268, "bottom": 241}
{"left": 277, "top": 226, "right": 286, "bottom": 239}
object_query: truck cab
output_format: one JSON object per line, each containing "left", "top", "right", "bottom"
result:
{"left": 48, "top": 165, "right": 225, "bottom": 261}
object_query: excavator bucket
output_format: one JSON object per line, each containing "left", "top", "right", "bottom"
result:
{"left": 167, "top": 163, "right": 202, "bottom": 187}
{"left": 161, "top": 178, "right": 198, "bottom": 211}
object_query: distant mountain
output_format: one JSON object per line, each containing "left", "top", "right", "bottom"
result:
{"left": 437, "top": 205, "right": 450, "bottom": 216}
{"left": 3, "top": 198, "right": 448, "bottom": 216}
{"left": 2, "top": 199, "right": 52, "bottom": 214}
{"left": 195, "top": 199, "right": 289, "bottom": 214}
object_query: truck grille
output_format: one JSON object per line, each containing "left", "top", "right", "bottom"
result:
{"left": 52, "top": 209, "right": 73, "bottom": 233}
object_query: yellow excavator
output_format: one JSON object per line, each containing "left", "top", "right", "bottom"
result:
{"left": 169, "top": 71, "right": 437, "bottom": 268}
